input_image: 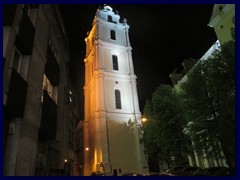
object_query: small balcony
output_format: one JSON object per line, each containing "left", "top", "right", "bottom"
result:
{"left": 45, "top": 46, "right": 60, "bottom": 86}
{"left": 39, "top": 90, "right": 57, "bottom": 141}
{"left": 6, "top": 68, "right": 28, "bottom": 118}
{"left": 3, "top": 4, "right": 17, "bottom": 26}
{"left": 15, "top": 10, "right": 35, "bottom": 55}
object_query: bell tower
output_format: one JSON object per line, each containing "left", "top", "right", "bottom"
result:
{"left": 83, "top": 5, "right": 148, "bottom": 176}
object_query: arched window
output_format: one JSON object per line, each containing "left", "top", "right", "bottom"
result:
{"left": 115, "top": 89, "right": 122, "bottom": 109}
{"left": 112, "top": 55, "right": 118, "bottom": 70}
{"left": 108, "top": 15, "right": 112, "bottom": 22}
{"left": 110, "top": 30, "right": 116, "bottom": 40}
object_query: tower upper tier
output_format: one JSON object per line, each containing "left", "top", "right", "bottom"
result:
{"left": 97, "top": 5, "right": 121, "bottom": 24}
{"left": 85, "top": 5, "right": 131, "bottom": 56}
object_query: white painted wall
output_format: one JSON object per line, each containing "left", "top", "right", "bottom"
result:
{"left": 100, "top": 46, "right": 130, "bottom": 74}
{"left": 84, "top": 5, "right": 148, "bottom": 175}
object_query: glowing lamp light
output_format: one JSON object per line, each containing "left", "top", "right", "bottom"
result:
{"left": 85, "top": 147, "right": 89, "bottom": 151}
{"left": 142, "top": 118, "right": 147, "bottom": 122}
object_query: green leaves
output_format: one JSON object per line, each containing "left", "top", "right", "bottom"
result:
{"left": 142, "top": 41, "right": 235, "bottom": 168}
{"left": 143, "top": 84, "right": 186, "bottom": 166}
{"left": 181, "top": 41, "right": 235, "bottom": 167}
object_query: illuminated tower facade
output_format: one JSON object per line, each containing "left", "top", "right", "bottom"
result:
{"left": 83, "top": 5, "right": 148, "bottom": 176}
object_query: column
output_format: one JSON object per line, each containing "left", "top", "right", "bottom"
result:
{"left": 4, "top": 118, "right": 21, "bottom": 175}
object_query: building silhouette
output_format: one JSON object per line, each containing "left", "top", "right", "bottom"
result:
{"left": 3, "top": 4, "right": 79, "bottom": 176}
{"left": 82, "top": 5, "right": 148, "bottom": 176}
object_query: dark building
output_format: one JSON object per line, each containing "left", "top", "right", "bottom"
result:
{"left": 3, "top": 4, "right": 79, "bottom": 176}
{"left": 169, "top": 58, "right": 197, "bottom": 85}
{"left": 75, "top": 121, "right": 84, "bottom": 176}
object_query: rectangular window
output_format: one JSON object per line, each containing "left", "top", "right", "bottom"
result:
{"left": 92, "top": 37, "right": 95, "bottom": 46}
{"left": 115, "top": 90, "right": 122, "bottom": 109}
{"left": 12, "top": 49, "right": 21, "bottom": 72}
{"left": 3, "top": 57, "right": 6, "bottom": 69}
{"left": 110, "top": 30, "right": 116, "bottom": 40}
{"left": 112, "top": 55, "right": 118, "bottom": 70}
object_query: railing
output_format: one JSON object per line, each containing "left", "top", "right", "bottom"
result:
{"left": 39, "top": 89, "right": 57, "bottom": 140}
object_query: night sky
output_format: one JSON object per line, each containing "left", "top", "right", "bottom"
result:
{"left": 60, "top": 4, "right": 217, "bottom": 120}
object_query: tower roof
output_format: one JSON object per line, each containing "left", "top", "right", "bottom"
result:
{"left": 96, "top": 4, "right": 121, "bottom": 25}
{"left": 104, "top": 5, "right": 113, "bottom": 11}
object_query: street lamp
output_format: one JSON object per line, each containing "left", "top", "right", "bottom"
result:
{"left": 64, "top": 157, "right": 70, "bottom": 176}
{"left": 142, "top": 117, "right": 147, "bottom": 123}
{"left": 64, "top": 158, "right": 68, "bottom": 163}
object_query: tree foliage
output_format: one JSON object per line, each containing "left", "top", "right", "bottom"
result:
{"left": 142, "top": 85, "right": 187, "bottom": 167}
{"left": 142, "top": 40, "right": 235, "bottom": 169}
{"left": 181, "top": 40, "right": 235, "bottom": 167}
